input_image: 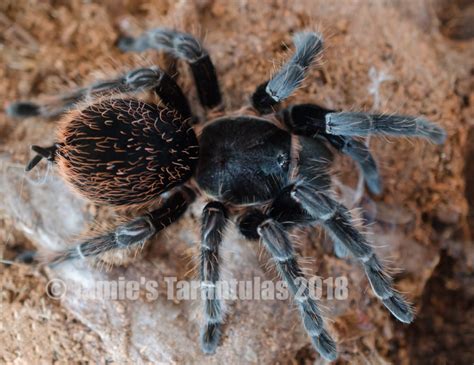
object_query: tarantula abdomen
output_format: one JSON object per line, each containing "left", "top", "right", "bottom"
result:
{"left": 55, "top": 98, "right": 199, "bottom": 206}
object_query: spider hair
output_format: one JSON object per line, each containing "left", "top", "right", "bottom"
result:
{"left": 326, "top": 112, "right": 447, "bottom": 145}
{"left": 266, "top": 32, "right": 324, "bottom": 103}
{"left": 118, "top": 28, "right": 206, "bottom": 62}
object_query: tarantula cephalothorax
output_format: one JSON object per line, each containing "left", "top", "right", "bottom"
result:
{"left": 7, "top": 29, "right": 446, "bottom": 360}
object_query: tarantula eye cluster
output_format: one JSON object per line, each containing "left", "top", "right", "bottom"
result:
{"left": 7, "top": 28, "right": 446, "bottom": 361}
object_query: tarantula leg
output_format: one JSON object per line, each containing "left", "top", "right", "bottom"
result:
{"left": 326, "top": 111, "right": 446, "bottom": 144}
{"left": 291, "top": 182, "right": 414, "bottom": 323}
{"left": 256, "top": 217, "right": 337, "bottom": 361}
{"left": 49, "top": 187, "right": 194, "bottom": 265}
{"left": 281, "top": 103, "right": 382, "bottom": 194}
{"left": 26, "top": 144, "right": 59, "bottom": 171}
{"left": 332, "top": 240, "right": 350, "bottom": 259}
{"left": 282, "top": 103, "right": 446, "bottom": 145}
{"left": 329, "top": 135, "right": 382, "bottom": 195}
{"left": 7, "top": 67, "right": 192, "bottom": 120}
{"left": 118, "top": 28, "right": 222, "bottom": 109}
{"left": 199, "top": 202, "right": 228, "bottom": 354}
{"left": 238, "top": 210, "right": 337, "bottom": 360}
{"left": 239, "top": 190, "right": 347, "bottom": 260}
{"left": 251, "top": 32, "right": 324, "bottom": 114}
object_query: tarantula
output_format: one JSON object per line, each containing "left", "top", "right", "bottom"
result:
{"left": 7, "top": 28, "right": 446, "bottom": 360}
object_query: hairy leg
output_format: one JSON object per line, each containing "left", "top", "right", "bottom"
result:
{"left": 281, "top": 103, "right": 382, "bottom": 193}
{"left": 238, "top": 210, "right": 337, "bottom": 361}
{"left": 282, "top": 103, "right": 446, "bottom": 145}
{"left": 7, "top": 67, "right": 193, "bottom": 120}
{"left": 49, "top": 187, "right": 195, "bottom": 265}
{"left": 251, "top": 32, "right": 324, "bottom": 114}
{"left": 326, "top": 111, "right": 446, "bottom": 144}
{"left": 281, "top": 103, "right": 446, "bottom": 194}
{"left": 240, "top": 188, "right": 349, "bottom": 259}
{"left": 118, "top": 28, "right": 222, "bottom": 109}
{"left": 327, "top": 135, "right": 382, "bottom": 195}
{"left": 291, "top": 181, "right": 414, "bottom": 323}
{"left": 199, "top": 202, "right": 228, "bottom": 354}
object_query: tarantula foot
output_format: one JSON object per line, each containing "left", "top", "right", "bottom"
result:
{"left": 116, "top": 35, "right": 136, "bottom": 52}
{"left": 200, "top": 323, "right": 221, "bottom": 354}
{"left": 312, "top": 329, "right": 338, "bottom": 361}
{"left": 383, "top": 293, "right": 414, "bottom": 323}
{"left": 14, "top": 250, "right": 37, "bottom": 264}
{"left": 6, "top": 101, "right": 41, "bottom": 118}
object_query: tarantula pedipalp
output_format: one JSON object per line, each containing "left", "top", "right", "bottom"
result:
{"left": 7, "top": 28, "right": 446, "bottom": 361}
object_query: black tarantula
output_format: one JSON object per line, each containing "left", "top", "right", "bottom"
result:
{"left": 7, "top": 28, "right": 446, "bottom": 360}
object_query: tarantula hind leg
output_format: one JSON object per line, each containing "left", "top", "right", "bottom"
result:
{"left": 49, "top": 187, "right": 195, "bottom": 265}
{"left": 199, "top": 202, "right": 228, "bottom": 354}
{"left": 291, "top": 182, "right": 414, "bottom": 323}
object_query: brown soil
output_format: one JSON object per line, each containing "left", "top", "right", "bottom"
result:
{"left": 1, "top": 0, "right": 473, "bottom": 364}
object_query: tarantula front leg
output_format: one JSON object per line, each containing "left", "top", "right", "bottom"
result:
{"left": 281, "top": 103, "right": 446, "bottom": 194}
{"left": 238, "top": 210, "right": 337, "bottom": 361}
{"left": 7, "top": 66, "right": 193, "bottom": 119}
{"left": 199, "top": 202, "right": 228, "bottom": 354}
{"left": 280, "top": 103, "right": 382, "bottom": 194}
{"left": 50, "top": 187, "right": 194, "bottom": 264}
{"left": 282, "top": 103, "right": 446, "bottom": 144}
{"left": 251, "top": 32, "right": 324, "bottom": 114}
{"left": 291, "top": 182, "right": 414, "bottom": 323}
{"left": 325, "top": 111, "right": 447, "bottom": 144}
{"left": 118, "top": 28, "right": 222, "bottom": 109}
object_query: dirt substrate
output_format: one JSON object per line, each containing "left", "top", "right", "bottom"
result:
{"left": 1, "top": 0, "right": 473, "bottom": 364}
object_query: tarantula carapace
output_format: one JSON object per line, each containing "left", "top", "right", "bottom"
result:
{"left": 7, "top": 28, "right": 446, "bottom": 360}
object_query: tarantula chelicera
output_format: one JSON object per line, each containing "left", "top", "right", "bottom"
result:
{"left": 7, "top": 28, "right": 446, "bottom": 360}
